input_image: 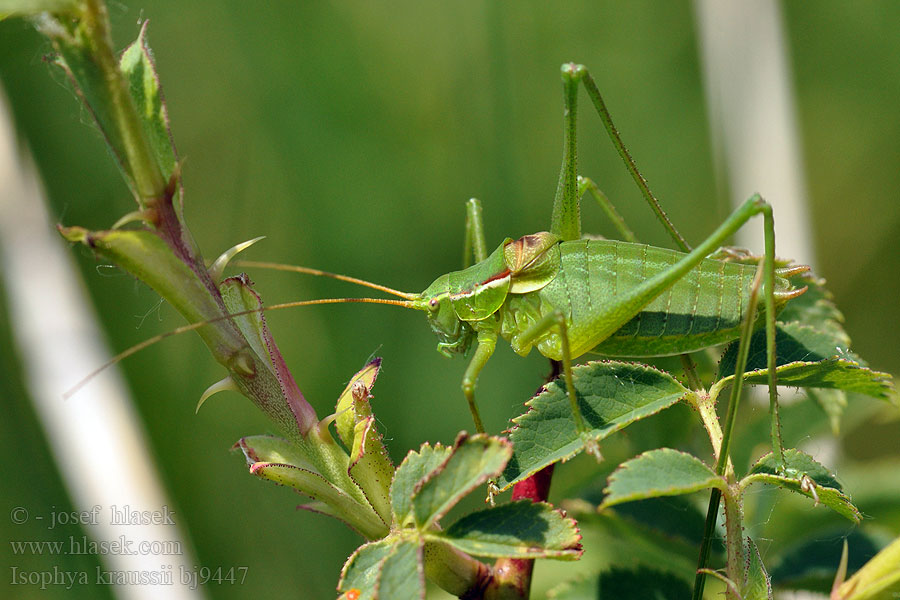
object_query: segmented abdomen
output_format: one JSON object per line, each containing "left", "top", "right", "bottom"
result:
{"left": 501, "top": 239, "right": 778, "bottom": 360}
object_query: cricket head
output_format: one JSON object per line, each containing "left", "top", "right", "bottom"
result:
{"left": 412, "top": 273, "right": 475, "bottom": 357}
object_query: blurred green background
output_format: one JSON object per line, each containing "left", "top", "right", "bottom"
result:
{"left": 1, "top": 2, "right": 898, "bottom": 598}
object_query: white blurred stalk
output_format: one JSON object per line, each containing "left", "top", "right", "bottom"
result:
{"left": 694, "top": 0, "right": 814, "bottom": 267}
{"left": 0, "top": 87, "right": 203, "bottom": 599}
{"left": 694, "top": 2, "right": 838, "bottom": 465}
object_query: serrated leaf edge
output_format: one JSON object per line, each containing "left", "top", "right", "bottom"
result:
{"left": 600, "top": 448, "right": 726, "bottom": 509}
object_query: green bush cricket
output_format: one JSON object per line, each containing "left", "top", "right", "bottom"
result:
{"left": 72, "top": 63, "right": 807, "bottom": 463}
{"left": 234, "top": 64, "right": 808, "bottom": 462}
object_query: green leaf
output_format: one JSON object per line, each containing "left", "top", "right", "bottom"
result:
{"left": 234, "top": 436, "right": 387, "bottom": 540}
{"left": 720, "top": 321, "right": 858, "bottom": 375}
{"left": 718, "top": 323, "right": 895, "bottom": 402}
{"left": 391, "top": 443, "right": 452, "bottom": 526}
{"left": 339, "top": 538, "right": 425, "bottom": 600}
{"left": 348, "top": 416, "right": 394, "bottom": 528}
{"left": 411, "top": 434, "right": 511, "bottom": 529}
{"left": 742, "top": 449, "right": 861, "bottom": 522}
{"left": 432, "top": 500, "right": 581, "bottom": 559}
{"left": 234, "top": 434, "right": 316, "bottom": 471}
{"left": 778, "top": 271, "right": 851, "bottom": 350}
{"left": 745, "top": 360, "right": 894, "bottom": 401}
{"left": 339, "top": 540, "right": 393, "bottom": 600}
{"left": 499, "top": 361, "right": 690, "bottom": 491}
{"left": 600, "top": 448, "right": 725, "bottom": 508}
{"left": 329, "top": 359, "right": 393, "bottom": 525}
{"left": 119, "top": 22, "right": 178, "bottom": 188}
{"left": 374, "top": 539, "right": 424, "bottom": 599}
{"left": 743, "top": 538, "right": 774, "bottom": 600}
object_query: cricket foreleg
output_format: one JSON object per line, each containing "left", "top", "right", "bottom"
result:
{"left": 462, "top": 198, "right": 488, "bottom": 268}
{"left": 519, "top": 310, "right": 602, "bottom": 459}
{"left": 461, "top": 327, "right": 497, "bottom": 435}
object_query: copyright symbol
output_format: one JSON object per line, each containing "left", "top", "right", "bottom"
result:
{"left": 10, "top": 507, "right": 28, "bottom": 524}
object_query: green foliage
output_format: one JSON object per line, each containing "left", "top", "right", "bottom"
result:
{"left": 743, "top": 450, "right": 861, "bottom": 522}
{"left": 499, "top": 361, "right": 691, "bottom": 490}
{"left": 600, "top": 449, "right": 724, "bottom": 508}
{"left": 118, "top": 21, "right": 178, "bottom": 187}
{"left": 441, "top": 501, "right": 581, "bottom": 559}
{"left": 3, "top": 2, "right": 898, "bottom": 599}
{"left": 337, "top": 433, "right": 581, "bottom": 599}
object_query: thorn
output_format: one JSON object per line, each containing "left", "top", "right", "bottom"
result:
{"left": 111, "top": 209, "right": 154, "bottom": 229}
{"left": 209, "top": 236, "right": 266, "bottom": 283}
{"left": 197, "top": 376, "right": 240, "bottom": 413}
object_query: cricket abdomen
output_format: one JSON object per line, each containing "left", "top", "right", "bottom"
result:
{"left": 500, "top": 239, "right": 798, "bottom": 360}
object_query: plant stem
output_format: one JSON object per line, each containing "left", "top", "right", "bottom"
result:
{"left": 488, "top": 465, "right": 556, "bottom": 599}
{"left": 692, "top": 262, "right": 764, "bottom": 600}
{"left": 79, "top": 0, "right": 167, "bottom": 206}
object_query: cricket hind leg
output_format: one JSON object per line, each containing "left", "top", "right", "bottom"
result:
{"left": 552, "top": 63, "right": 707, "bottom": 391}
{"left": 534, "top": 195, "right": 786, "bottom": 465}
{"left": 551, "top": 63, "right": 690, "bottom": 252}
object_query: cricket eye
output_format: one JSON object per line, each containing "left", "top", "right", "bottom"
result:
{"left": 428, "top": 298, "right": 439, "bottom": 311}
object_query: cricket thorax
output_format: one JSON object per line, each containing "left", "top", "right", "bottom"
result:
{"left": 500, "top": 292, "right": 565, "bottom": 361}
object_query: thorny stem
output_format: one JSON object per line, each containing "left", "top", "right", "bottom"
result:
{"left": 79, "top": 0, "right": 167, "bottom": 206}
{"left": 680, "top": 354, "right": 704, "bottom": 392}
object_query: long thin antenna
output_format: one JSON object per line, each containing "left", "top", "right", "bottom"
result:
{"left": 236, "top": 260, "right": 418, "bottom": 300}
{"left": 64, "top": 296, "right": 417, "bottom": 400}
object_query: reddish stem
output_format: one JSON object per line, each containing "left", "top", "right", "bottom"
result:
{"left": 487, "top": 465, "right": 556, "bottom": 598}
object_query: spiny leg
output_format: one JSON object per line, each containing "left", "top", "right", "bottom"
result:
{"left": 552, "top": 63, "right": 691, "bottom": 251}
{"left": 543, "top": 195, "right": 785, "bottom": 462}
{"left": 760, "top": 200, "right": 784, "bottom": 467}
{"left": 552, "top": 63, "right": 704, "bottom": 388}
{"left": 695, "top": 259, "right": 766, "bottom": 599}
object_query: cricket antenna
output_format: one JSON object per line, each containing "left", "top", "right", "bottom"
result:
{"left": 235, "top": 260, "right": 418, "bottom": 300}
{"left": 63, "top": 296, "right": 419, "bottom": 400}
